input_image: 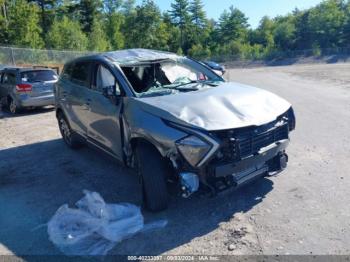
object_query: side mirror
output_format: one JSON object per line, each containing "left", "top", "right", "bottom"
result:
{"left": 102, "top": 85, "right": 115, "bottom": 97}
{"left": 102, "top": 85, "right": 121, "bottom": 105}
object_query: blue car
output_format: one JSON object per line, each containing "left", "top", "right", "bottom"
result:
{"left": 0, "top": 67, "right": 58, "bottom": 114}
{"left": 202, "top": 61, "right": 226, "bottom": 76}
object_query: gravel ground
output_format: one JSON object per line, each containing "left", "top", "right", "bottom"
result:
{"left": 1, "top": 63, "right": 350, "bottom": 257}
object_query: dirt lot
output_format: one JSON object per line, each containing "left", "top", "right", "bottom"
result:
{"left": 1, "top": 63, "right": 350, "bottom": 257}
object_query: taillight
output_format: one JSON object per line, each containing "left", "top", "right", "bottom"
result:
{"left": 16, "top": 83, "right": 32, "bottom": 92}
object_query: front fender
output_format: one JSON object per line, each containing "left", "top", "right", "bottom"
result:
{"left": 122, "top": 98, "right": 187, "bottom": 158}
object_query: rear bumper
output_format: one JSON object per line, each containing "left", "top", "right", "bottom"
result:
{"left": 17, "top": 94, "right": 55, "bottom": 107}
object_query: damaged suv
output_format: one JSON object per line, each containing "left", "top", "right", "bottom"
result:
{"left": 55, "top": 49, "right": 295, "bottom": 211}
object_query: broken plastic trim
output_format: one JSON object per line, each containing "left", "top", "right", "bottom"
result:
{"left": 164, "top": 120, "right": 220, "bottom": 168}
{"left": 119, "top": 58, "right": 174, "bottom": 67}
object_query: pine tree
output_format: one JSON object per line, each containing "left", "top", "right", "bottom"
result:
{"left": 169, "top": 0, "right": 190, "bottom": 50}
{"left": 125, "top": 0, "right": 169, "bottom": 50}
{"left": 217, "top": 6, "right": 249, "bottom": 43}
{"left": 189, "top": 0, "right": 208, "bottom": 46}
{"left": 189, "top": 0, "right": 206, "bottom": 28}
{"left": 78, "top": 0, "right": 103, "bottom": 34}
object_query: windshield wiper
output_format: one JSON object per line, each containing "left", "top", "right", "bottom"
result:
{"left": 164, "top": 80, "right": 201, "bottom": 90}
{"left": 167, "top": 79, "right": 221, "bottom": 90}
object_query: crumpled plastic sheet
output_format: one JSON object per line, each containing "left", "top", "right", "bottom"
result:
{"left": 47, "top": 190, "right": 167, "bottom": 256}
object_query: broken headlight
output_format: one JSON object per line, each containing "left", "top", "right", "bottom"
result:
{"left": 287, "top": 107, "right": 296, "bottom": 131}
{"left": 176, "top": 135, "right": 211, "bottom": 167}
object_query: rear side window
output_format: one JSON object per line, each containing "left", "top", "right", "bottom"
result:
{"left": 2, "top": 72, "right": 16, "bottom": 84}
{"left": 71, "top": 62, "right": 91, "bottom": 88}
{"left": 21, "top": 70, "right": 58, "bottom": 83}
{"left": 61, "top": 63, "right": 73, "bottom": 80}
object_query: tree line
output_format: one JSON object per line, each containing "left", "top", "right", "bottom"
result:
{"left": 0, "top": 0, "right": 350, "bottom": 60}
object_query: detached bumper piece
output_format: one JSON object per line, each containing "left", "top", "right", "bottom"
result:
{"left": 207, "top": 140, "right": 289, "bottom": 193}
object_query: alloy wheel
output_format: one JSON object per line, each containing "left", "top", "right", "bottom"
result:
{"left": 9, "top": 100, "right": 17, "bottom": 114}
{"left": 59, "top": 118, "right": 72, "bottom": 145}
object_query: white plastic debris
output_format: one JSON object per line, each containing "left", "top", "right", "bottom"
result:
{"left": 47, "top": 190, "right": 167, "bottom": 256}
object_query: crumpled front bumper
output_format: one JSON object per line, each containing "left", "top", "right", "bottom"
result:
{"left": 207, "top": 139, "right": 289, "bottom": 191}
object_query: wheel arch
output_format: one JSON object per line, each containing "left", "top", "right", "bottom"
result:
{"left": 7, "top": 94, "right": 14, "bottom": 104}
{"left": 129, "top": 136, "right": 165, "bottom": 158}
{"left": 56, "top": 107, "right": 71, "bottom": 124}
{"left": 56, "top": 107, "right": 73, "bottom": 130}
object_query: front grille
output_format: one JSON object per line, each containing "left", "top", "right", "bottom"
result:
{"left": 212, "top": 117, "right": 290, "bottom": 164}
{"left": 237, "top": 123, "right": 289, "bottom": 158}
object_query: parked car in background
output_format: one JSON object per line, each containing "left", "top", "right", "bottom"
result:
{"left": 202, "top": 61, "right": 226, "bottom": 76}
{"left": 55, "top": 49, "right": 295, "bottom": 212}
{"left": 0, "top": 67, "right": 58, "bottom": 114}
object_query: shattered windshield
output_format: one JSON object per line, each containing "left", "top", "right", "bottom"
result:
{"left": 120, "top": 57, "right": 224, "bottom": 97}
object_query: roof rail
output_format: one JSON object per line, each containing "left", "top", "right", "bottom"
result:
{"left": 1, "top": 67, "right": 19, "bottom": 71}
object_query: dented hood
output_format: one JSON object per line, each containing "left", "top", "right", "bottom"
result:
{"left": 135, "top": 82, "right": 291, "bottom": 131}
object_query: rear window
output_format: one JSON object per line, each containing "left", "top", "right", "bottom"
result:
{"left": 21, "top": 70, "right": 58, "bottom": 83}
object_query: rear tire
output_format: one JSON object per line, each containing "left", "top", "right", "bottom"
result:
{"left": 8, "top": 97, "right": 19, "bottom": 114}
{"left": 57, "top": 112, "right": 83, "bottom": 149}
{"left": 136, "top": 142, "right": 168, "bottom": 212}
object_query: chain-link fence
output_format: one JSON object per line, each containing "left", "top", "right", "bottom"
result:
{"left": 211, "top": 47, "right": 350, "bottom": 63}
{"left": 0, "top": 46, "right": 94, "bottom": 71}
{"left": 1, "top": 46, "right": 350, "bottom": 71}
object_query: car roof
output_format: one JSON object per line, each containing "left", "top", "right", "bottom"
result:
{"left": 72, "top": 48, "right": 181, "bottom": 65}
{"left": 0, "top": 67, "right": 55, "bottom": 72}
{"left": 205, "top": 61, "right": 219, "bottom": 65}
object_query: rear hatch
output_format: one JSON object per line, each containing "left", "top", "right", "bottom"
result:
{"left": 20, "top": 70, "right": 58, "bottom": 97}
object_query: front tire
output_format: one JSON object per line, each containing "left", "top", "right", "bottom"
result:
{"left": 57, "top": 112, "right": 82, "bottom": 149}
{"left": 136, "top": 142, "right": 168, "bottom": 212}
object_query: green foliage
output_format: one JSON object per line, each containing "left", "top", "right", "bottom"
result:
{"left": 254, "top": 16, "right": 275, "bottom": 48}
{"left": 7, "top": 0, "right": 44, "bottom": 48}
{"left": 188, "top": 0, "right": 209, "bottom": 46}
{"left": 0, "top": 0, "right": 8, "bottom": 45}
{"left": 88, "top": 20, "right": 110, "bottom": 51}
{"left": 342, "top": 2, "right": 350, "bottom": 46}
{"left": 125, "top": 0, "right": 170, "bottom": 50}
{"left": 188, "top": 43, "right": 211, "bottom": 59}
{"left": 46, "top": 16, "right": 88, "bottom": 50}
{"left": 170, "top": 0, "right": 190, "bottom": 28}
{"left": 312, "top": 43, "right": 322, "bottom": 56}
{"left": 308, "top": 0, "right": 346, "bottom": 48}
{"left": 1, "top": 0, "right": 350, "bottom": 61}
{"left": 169, "top": 0, "right": 190, "bottom": 50}
{"left": 106, "top": 12, "right": 125, "bottom": 50}
{"left": 216, "top": 6, "right": 249, "bottom": 43}
{"left": 273, "top": 17, "right": 296, "bottom": 51}
{"left": 78, "top": 0, "right": 103, "bottom": 33}
{"left": 27, "top": 0, "right": 57, "bottom": 34}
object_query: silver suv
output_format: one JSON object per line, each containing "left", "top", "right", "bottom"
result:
{"left": 0, "top": 67, "right": 58, "bottom": 114}
{"left": 55, "top": 49, "right": 296, "bottom": 211}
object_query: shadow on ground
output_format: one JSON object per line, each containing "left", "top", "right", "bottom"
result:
{"left": 0, "top": 106, "right": 55, "bottom": 119}
{"left": 0, "top": 139, "right": 274, "bottom": 257}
